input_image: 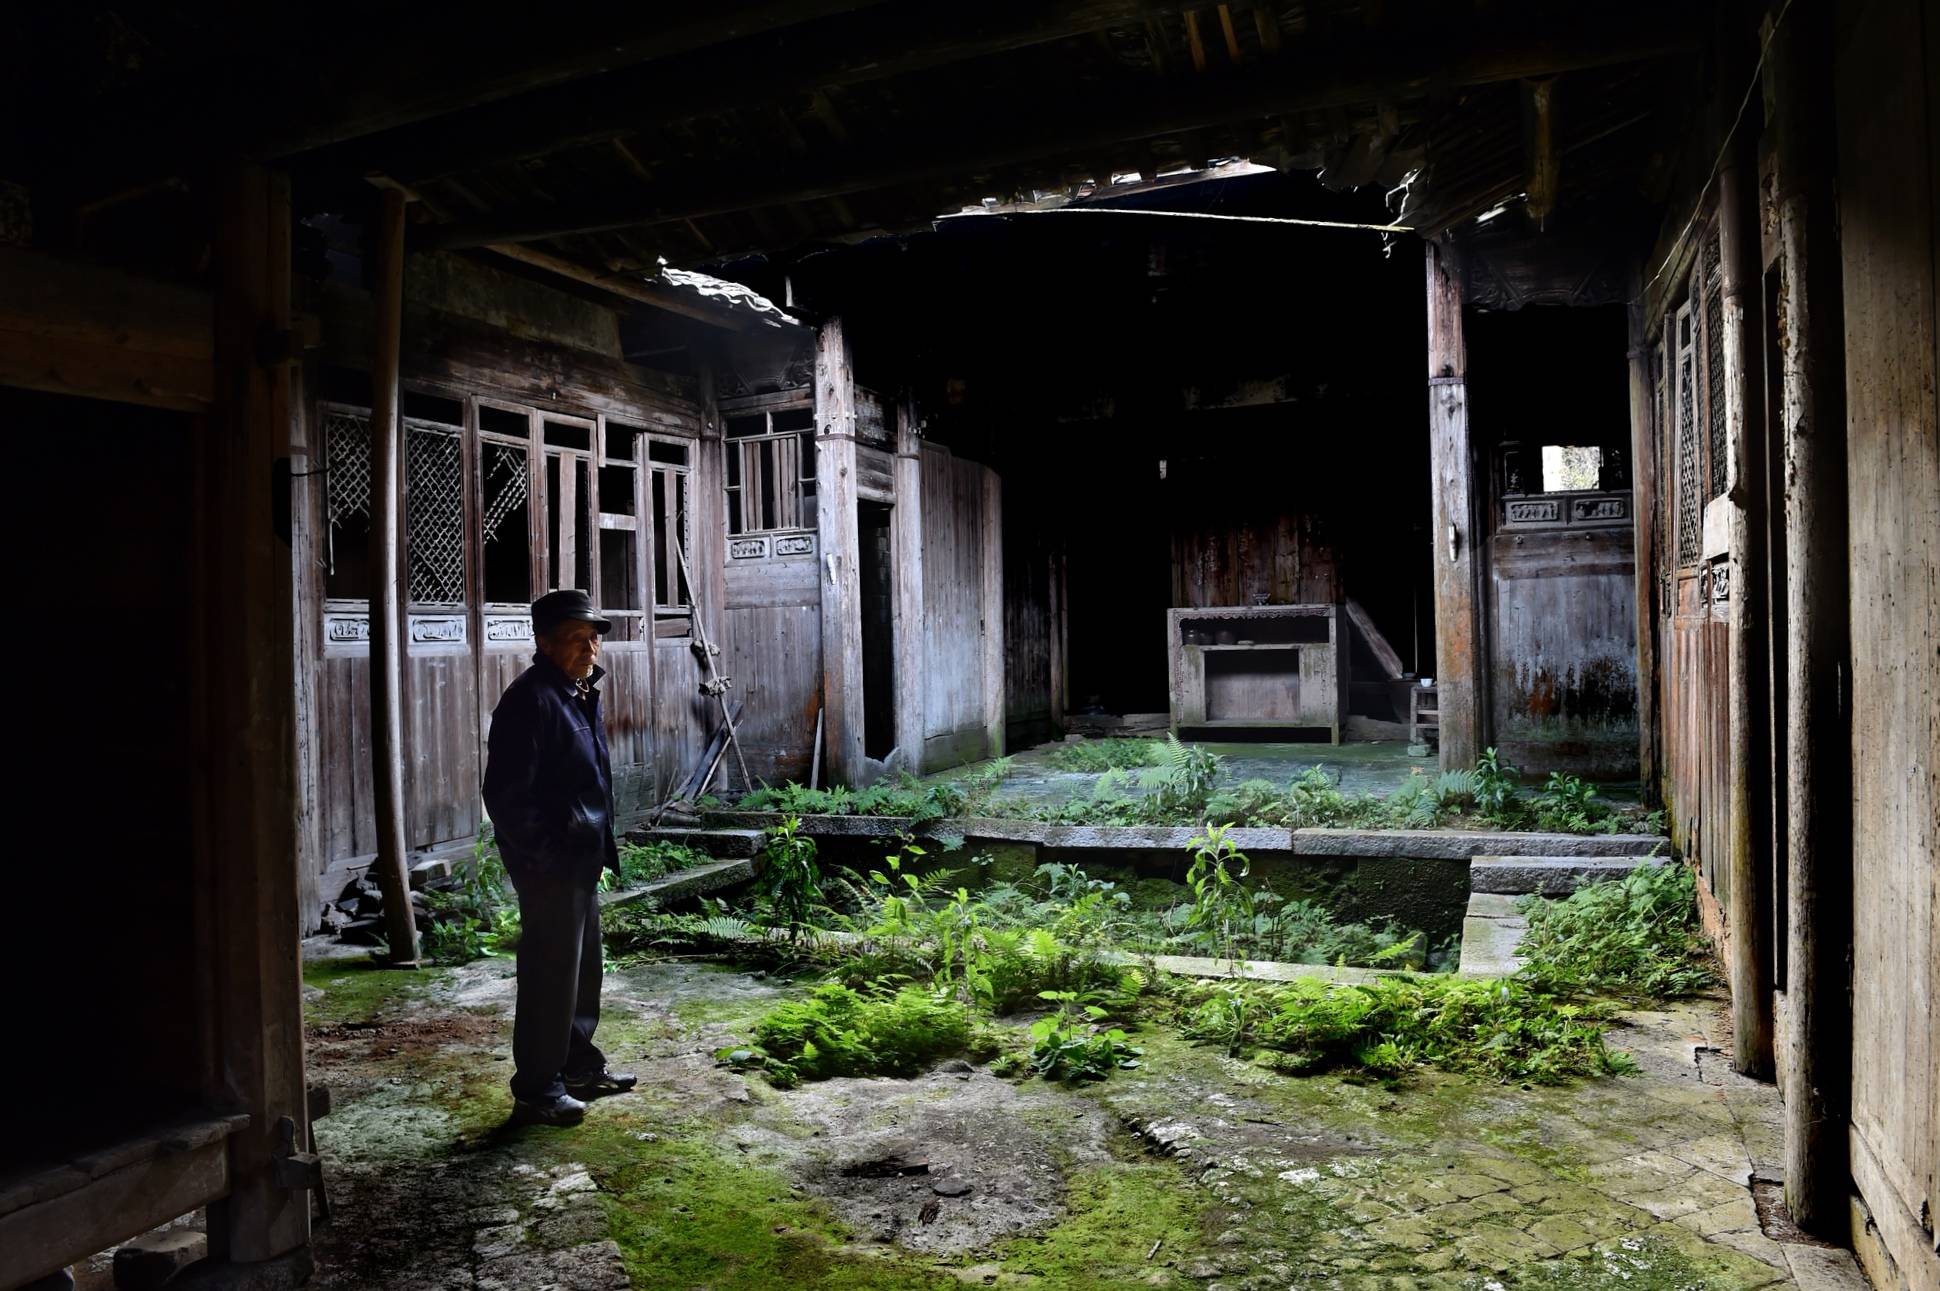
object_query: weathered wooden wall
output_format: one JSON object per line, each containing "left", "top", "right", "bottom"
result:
{"left": 1835, "top": 0, "right": 1939, "bottom": 1276}
{"left": 1486, "top": 526, "right": 1639, "bottom": 776}
{"left": 303, "top": 257, "right": 715, "bottom": 903}
{"left": 920, "top": 441, "right": 1003, "bottom": 769}
{"left": 721, "top": 547, "right": 824, "bottom": 786}
{"left": 1170, "top": 511, "right": 1338, "bottom": 608}
{"left": 1662, "top": 573, "right": 1733, "bottom": 909}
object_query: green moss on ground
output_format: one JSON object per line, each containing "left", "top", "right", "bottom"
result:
{"left": 992, "top": 1160, "right": 1210, "bottom": 1288}
{"left": 302, "top": 957, "right": 443, "bottom": 1024}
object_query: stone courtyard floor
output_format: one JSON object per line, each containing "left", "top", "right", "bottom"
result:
{"left": 299, "top": 942, "right": 1869, "bottom": 1291}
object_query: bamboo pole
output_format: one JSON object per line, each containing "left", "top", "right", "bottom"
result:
{"left": 367, "top": 187, "right": 420, "bottom": 966}
{"left": 671, "top": 532, "right": 754, "bottom": 793}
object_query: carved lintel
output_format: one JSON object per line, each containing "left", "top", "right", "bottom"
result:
{"left": 324, "top": 613, "right": 369, "bottom": 645}
{"left": 1571, "top": 494, "right": 1629, "bottom": 523}
{"left": 485, "top": 615, "right": 534, "bottom": 644}
{"left": 409, "top": 614, "right": 467, "bottom": 645}
{"left": 1505, "top": 498, "right": 1562, "bottom": 525}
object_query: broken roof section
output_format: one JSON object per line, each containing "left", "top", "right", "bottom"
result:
{"left": 657, "top": 262, "right": 801, "bottom": 330}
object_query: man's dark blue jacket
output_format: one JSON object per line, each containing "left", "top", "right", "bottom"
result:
{"left": 482, "top": 654, "right": 620, "bottom": 885}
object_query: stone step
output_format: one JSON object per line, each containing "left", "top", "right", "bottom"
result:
{"left": 1458, "top": 892, "right": 1528, "bottom": 977}
{"left": 1469, "top": 853, "right": 1668, "bottom": 896}
{"left": 600, "top": 857, "right": 757, "bottom": 909}
{"left": 630, "top": 826, "right": 768, "bottom": 858}
{"left": 1296, "top": 829, "right": 1667, "bottom": 859}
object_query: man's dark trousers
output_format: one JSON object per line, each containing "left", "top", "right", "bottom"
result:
{"left": 507, "top": 868, "right": 606, "bottom": 1102}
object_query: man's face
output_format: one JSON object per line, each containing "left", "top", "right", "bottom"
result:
{"left": 539, "top": 619, "right": 602, "bottom": 681}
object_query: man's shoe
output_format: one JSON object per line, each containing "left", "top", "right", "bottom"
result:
{"left": 563, "top": 1069, "right": 638, "bottom": 1099}
{"left": 512, "top": 1092, "right": 587, "bottom": 1126}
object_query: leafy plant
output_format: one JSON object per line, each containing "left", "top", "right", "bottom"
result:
{"left": 1529, "top": 771, "right": 1616, "bottom": 834}
{"left": 420, "top": 825, "right": 521, "bottom": 964}
{"left": 755, "top": 815, "right": 822, "bottom": 939}
{"left": 1517, "top": 861, "right": 1717, "bottom": 999}
{"left": 1472, "top": 747, "right": 1522, "bottom": 818}
{"left": 1184, "top": 987, "right": 1256, "bottom": 1056}
{"left": 1182, "top": 824, "right": 1255, "bottom": 970}
{"left": 1026, "top": 990, "right": 1142, "bottom": 1082}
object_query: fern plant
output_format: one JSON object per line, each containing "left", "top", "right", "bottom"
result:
{"left": 1139, "top": 733, "right": 1223, "bottom": 820}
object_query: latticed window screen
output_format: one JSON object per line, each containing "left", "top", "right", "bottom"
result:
{"left": 480, "top": 439, "right": 531, "bottom": 605}
{"left": 482, "top": 442, "right": 529, "bottom": 545}
{"left": 1676, "top": 306, "right": 1701, "bottom": 565}
{"left": 1703, "top": 229, "right": 1728, "bottom": 499}
{"left": 323, "top": 409, "right": 372, "bottom": 531}
{"left": 405, "top": 423, "right": 465, "bottom": 605}
{"left": 321, "top": 408, "right": 372, "bottom": 589}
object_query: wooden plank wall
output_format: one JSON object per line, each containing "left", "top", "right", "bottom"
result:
{"left": 1170, "top": 512, "right": 1337, "bottom": 607}
{"left": 1835, "top": 0, "right": 1939, "bottom": 1276}
{"left": 304, "top": 308, "right": 714, "bottom": 899}
{"left": 1663, "top": 573, "right": 1733, "bottom": 917}
{"left": 720, "top": 554, "right": 824, "bottom": 786}
{"left": 920, "top": 442, "right": 1000, "bottom": 769}
{"left": 1486, "top": 526, "right": 1640, "bottom": 776}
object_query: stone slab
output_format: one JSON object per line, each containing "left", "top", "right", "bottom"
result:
{"left": 705, "top": 812, "right": 1669, "bottom": 864}
{"left": 600, "top": 858, "right": 756, "bottom": 909}
{"left": 1296, "top": 829, "right": 1667, "bottom": 859}
{"left": 1470, "top": 853, "right": 1668, "bottom": 895}
{"left": 1458, "top": 892, "right": 1528, "bottom": 977}
{"left": 629, "top": 827, "right": 766, "bottom": 858}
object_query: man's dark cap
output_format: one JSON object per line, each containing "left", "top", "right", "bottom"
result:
{"left": 532, "top": 589, "right": 612, "bottom": 636}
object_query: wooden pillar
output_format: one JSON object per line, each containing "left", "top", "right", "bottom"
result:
{"left": 891, "top": 395, "right": 926, "bottom": 772}
{"left": 367, "top": 188, "right": 420, "bottom": 964}
{"left": 814, "top": 317, "right": 864, "bottom": 785}
{"left": 290, "top": 353, "right": 324, "bottom": 934}
{"left": 1425, "top": 239, "right": 1483, "bottom": 770}
{"left": 1047, "top": 544, "right": 1069, "bottom": 733}
{"left": 1719, "top": 109, "right": 1776, "bottom": 1079}
{"left": 980, "top": 468, "right": 1006, "bottom": 758}
{"left": 1772, "top": 0, "right": 1851, "bottom": 1235}
{"left": 200, "top": 163, "right": 310, "bottom": 1266}
{"left": 1625, "top": 284, "right": 1661, "bottom": 804}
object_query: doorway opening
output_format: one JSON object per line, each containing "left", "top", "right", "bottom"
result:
{"left": 858, "top": 500, "right": 897, "bottom": 760}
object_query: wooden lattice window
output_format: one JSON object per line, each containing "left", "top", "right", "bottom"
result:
{"left": 478, "top": 402, "right": 533, "bottom": 607}
{"left": 405, "top": 416, "right": 465, "bottom": 607}
{"left": 648, "top": 437, "right": 693, "bottom": 637}
{"left": 1703, "top": 228, "right": 1728, "bottom": 500}
{"left": 724, "top": 407, "right": 816, "bottom": 535}
{"left": 1674, "top": 303, "right": 1701, "bottom": 566}
{"left": 541, "top": 415, "right": 596, "bottom": 597}
{"left": 596, "top": 420, "right": 645, "bottom": 642}
{"left": 320, "top": 404, "right": 372, "bottom": 599}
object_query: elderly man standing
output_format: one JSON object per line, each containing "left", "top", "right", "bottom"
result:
{"left": 483, "top": 589, "right": 637, "bottom": 1126}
